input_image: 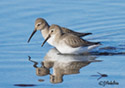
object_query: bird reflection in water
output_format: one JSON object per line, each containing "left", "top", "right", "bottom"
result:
{"left": 28, "top": 56, "right": 50, "bottom": 82}
{"left": 29, "top": 48, "right": 102, "bottom": 84}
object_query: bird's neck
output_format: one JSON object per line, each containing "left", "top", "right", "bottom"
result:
{"left": 54, "top": 32, "right": 63, "bottom": 44}
{"left": 41, "top": 25, "right": 50, "bottom": 39}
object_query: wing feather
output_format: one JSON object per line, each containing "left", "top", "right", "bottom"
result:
{"left": 61, "top": 27, "right": 92, "bottom": 37}
{"left": 63, "top": 34, "right": 91, "bottom": 48}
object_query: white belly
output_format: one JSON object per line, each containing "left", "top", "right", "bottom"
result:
{"left": 57, "top": 46, "right": 87, "bottom": 54}
{"left": 56, "top": 43, "right": 100, "bottom": 54}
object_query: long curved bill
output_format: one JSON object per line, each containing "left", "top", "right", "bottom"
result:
{"left": 41, "top": 34, "right": 51, "bottom": 47}
{"left": 27, "top": 29, "right": 37, "bottom": 43}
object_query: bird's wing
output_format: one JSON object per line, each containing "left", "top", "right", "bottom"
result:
{"left": 61, "top": 27, "right": 92, "bottom": 37}
{"left": 63, "top": 34, "right": 91, "bottom": 48}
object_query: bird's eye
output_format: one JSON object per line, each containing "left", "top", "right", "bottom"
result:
{"left": 37, "top": 24, "right": 41, "bottom": 26}
{"left": 51, "top": 30, "right": 54, "bottom": 32}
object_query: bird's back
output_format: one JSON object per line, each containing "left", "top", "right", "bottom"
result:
{"left": 60, "top": 33, "right": 101, "bottom": 48}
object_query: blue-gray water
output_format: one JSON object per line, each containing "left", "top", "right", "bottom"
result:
{"left": 0, "top": 0, "right": 125, "bottom": 88}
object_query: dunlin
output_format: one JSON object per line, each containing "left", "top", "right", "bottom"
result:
{"left": 41, "top": 24, "right": 101, "bottom": 54}
{"left": 27, "top": 18, "right": 92, "bottom": 46}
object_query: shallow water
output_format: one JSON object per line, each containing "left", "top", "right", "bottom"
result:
{"left": 0, "top": 0, "right": 125, "bottom": 88}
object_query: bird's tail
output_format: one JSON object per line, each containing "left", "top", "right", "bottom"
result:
{"left": 76, "top": 32, "right": 92, "bottom": 37}
{"left": 88, "top": 42, "right": 101, "bottom": 50}
{"left": 94, "top": 42, "right": 102, "bottom": 45}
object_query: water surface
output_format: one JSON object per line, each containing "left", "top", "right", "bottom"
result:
{"left": 0, "top": 0, "right": 125, "bottom": 88}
